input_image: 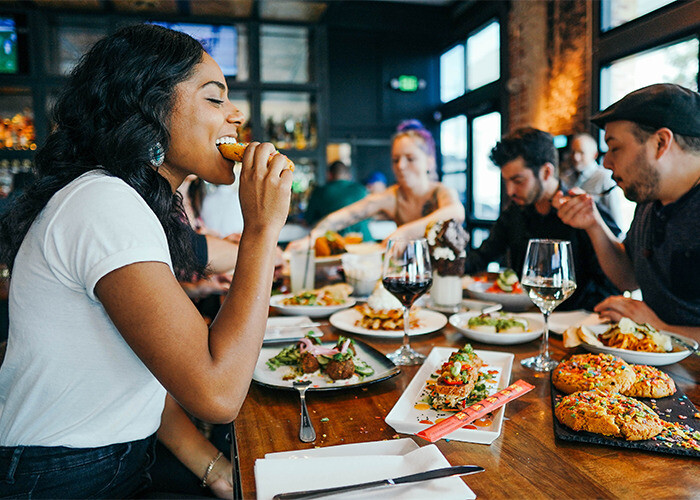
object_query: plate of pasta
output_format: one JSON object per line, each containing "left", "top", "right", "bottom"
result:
{"left": 576, "top": 318, "right": 698, "bottom": 366}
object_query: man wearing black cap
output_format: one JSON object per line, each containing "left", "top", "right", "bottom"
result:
{"left": 555, "top": 83, "right": 700, "bottom": 340}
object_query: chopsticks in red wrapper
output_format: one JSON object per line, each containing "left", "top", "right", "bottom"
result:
{"left": 416, "top": 379, "right": 535, "bottom": 442}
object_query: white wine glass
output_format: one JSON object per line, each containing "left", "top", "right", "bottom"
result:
{"left": 382, "top": 238, "right": 433, "bottom": 366}
{"left": 520, "top": 239, "right": 576, "bottom": 372}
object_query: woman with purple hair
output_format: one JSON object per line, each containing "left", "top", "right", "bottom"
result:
{"left": 291, "top": 120, "right": 464, "bottom": 246}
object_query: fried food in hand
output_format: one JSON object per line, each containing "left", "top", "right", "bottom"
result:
{"left": 217, "top": 142, "right": 295, "bottom": 171}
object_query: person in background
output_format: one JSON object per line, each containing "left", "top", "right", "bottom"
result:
{"left": 200, "top": 166, "right": 245, "bottom": 237}
{"left": 0, "top": 24, "right": 292, "bottom": 497}
{"left": 561, "top": 132, "right": 634, "bottom": 234}
{"left": 554, "top": 83, "right": 700, "bottom": 340}
{"left": 288, "top": 119, "right": 464, "bottom": 249}
{"left": 305, "top": 160, "right": 372, "bottom": 241}
{"left": 464, "top": 127, "right": 621, "bottom": 311}
{"left": 364, "top": 170, "right": 388, "bottom": 194}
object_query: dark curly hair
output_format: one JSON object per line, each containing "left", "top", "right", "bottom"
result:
{"left": 0, "top": 24, "right": 206, "bottom": 279}
{"left": 489, "top": 127, "right": 559, "bottom": 176}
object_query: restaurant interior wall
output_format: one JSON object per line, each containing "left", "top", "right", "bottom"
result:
{"left": 324, "top": 1, "right": 449, "bottom": 187}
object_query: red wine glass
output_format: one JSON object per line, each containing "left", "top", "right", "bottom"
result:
{"left": 381, "top": 238, "right": 433, "bottom": 365}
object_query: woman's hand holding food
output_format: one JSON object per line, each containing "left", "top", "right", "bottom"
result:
{"left": 237, "top": 142, "right": 293, "bottom": 236}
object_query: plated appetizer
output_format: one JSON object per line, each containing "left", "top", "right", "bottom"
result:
{"left": 485, "top": 268, "right": 523, "bottom": 294}
{"left": 555, "top": 389, "right": 664, "bottom": 441}
{"left": 597, "top": 318, "right": 673, "bottom": 353}
{"left": 314, "top": 230, "right": 350, "bottom": 257}
{"left": 552, "top": 353, "right": 635, "bottom": 395}
{"left": 466, "top": 312, "right": 529, "bottom": 333}
{"left": 281, "top": 283, "right": 353, "bottom": 307}
{"left": 266, "top": 334, "right": 375, "bottom": 382}
{"left": 429, "top": 344, "right": 485, "bottom": 410}
{"left": 353, "top": 282, "right": 420, "bottom": 331}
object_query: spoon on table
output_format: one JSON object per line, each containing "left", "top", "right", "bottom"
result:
{"left": 293, "top": 380, "right": 316, "bottom": 443}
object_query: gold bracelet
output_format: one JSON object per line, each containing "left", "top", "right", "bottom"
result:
{"left": 200, "top": 451, "right": 224, "bottom": 488}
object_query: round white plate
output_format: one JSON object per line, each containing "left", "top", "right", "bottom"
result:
{"left": 578, "top": 325, "right": 698, "bottom": 366}
{"left": 328, "top": 307, "right": 447, "bottom": 338}
{"left": 419, "top": 295, "right": 502, "bottom": 315}
{"left": 270, "top": 294, "right": 355, "bottom": 318}
{"left": 465, "top": 281, "right": 533, "bottom": 311}
{"left": 449, "top": 311, "right": 544, "bottom": 345}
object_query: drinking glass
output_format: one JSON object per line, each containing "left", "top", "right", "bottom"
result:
{"left": 520, "top": 239, "right": 576, "bottom": 372}
{"left": 382, "top": 238, "right": 433, "bottom": 365}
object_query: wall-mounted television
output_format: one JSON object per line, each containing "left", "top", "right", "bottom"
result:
{"left": 151, "top": 22, "right": 237, "bottom": 77}
{"left": 0, "top": 17, "right": 18, "bottom": 74}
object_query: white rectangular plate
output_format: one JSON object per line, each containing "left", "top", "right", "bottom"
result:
{"left": 385, "top": 347, "right": 514, "bottom": 444}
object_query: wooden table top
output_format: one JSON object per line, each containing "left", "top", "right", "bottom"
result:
{"left": 234, "top": 315, "right": 700, "bottom": 499}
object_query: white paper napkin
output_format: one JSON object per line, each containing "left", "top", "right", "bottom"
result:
{"left": 255, "top": 442, "right": 476, "bottom": 500}
{"left": 548, "top": 310, "right": 604, "bottom": 334}
{"left": 264, "top": 316, "right": 323, "bottom": 343}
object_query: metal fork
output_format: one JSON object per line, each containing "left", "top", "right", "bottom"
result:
{"left": 292, "top": 380, "right": 316, "bottom": 442}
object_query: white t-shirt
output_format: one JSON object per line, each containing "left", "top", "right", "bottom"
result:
{"left": 0, "top": 170, "right": 172, "bottom": 447}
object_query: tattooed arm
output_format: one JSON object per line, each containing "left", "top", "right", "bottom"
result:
{"left": 385, "top": 184, "right": 465, "bottom": 242}
{"left": 311, "top": 189, "right": 395, "bottom": 240}
{"left": 286, "top": 189, "right": 396, "bottom": 250}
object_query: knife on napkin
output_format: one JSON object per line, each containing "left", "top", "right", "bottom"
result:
{"left": 271, "top": 465, "right": 484, "bottom": 500}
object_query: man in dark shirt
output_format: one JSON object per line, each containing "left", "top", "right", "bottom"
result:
{"left": 555, "top": 84, "right": 700, "bottom": 340}
{"left": 465, "top": 127, "right": 620, "bottom": 311}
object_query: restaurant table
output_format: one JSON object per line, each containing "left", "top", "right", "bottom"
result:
{"left": 234, "top": 317, "right": 700, "bottom": 499}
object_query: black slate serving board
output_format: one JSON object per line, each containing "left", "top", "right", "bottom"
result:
{"left": 550, "top": 372, "right": 700, "bottom": 458}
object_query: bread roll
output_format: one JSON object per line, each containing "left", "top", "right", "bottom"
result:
{"left": 217, "top": 142, "right": 295, "bottom": 171}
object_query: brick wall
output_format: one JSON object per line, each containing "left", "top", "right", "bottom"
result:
{"left": 506, "top": 0, "right": 592, "bottom": 136}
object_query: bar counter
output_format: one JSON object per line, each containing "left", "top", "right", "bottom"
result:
{"left": 235, "top": 320, "right": 700, "bottom": 499}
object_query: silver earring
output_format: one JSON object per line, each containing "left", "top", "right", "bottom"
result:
{"left": 149, "top": 142, "right": 164, "bottom": 168}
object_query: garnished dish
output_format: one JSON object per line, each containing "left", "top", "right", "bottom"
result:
{"left": 555, "top": 389, "right": 664, "bottom": 441}
{"left": 466, "top": 312, "right": 528, "bottom": 333}
{"left": 314, "top": 230, "right": 348, "bottom": 258}
{"left": 385, "top": 346, "right": 514, "bottom": 444}
{"left": 216, "top": 139, "right": 295, "bottom": 171}
{"left": 270, "top": 284, "right": 355, "bottom": 318}
{"left": 428, "top": 344, "right": 487, "bottom": 411}
{"left": 449, "top": 311, "right": 544, "bottom": 345}
{"left": 465, "top": 270, "right": 532, "bottom": 312}
{"left": 280, "top": 283, "right": 352, "bottom": 307}
{"left": 563, "top": 317, "right": 698, "bottom": 366}
{"left": 353, "top": 281, "right": 420, "bottom": 331}
{"left": 551, "top": 353, "right": 636, "bottom": 395}
{"left": 266, "top": 334, "right": 374, "bottom": 381}
{"left": 252, "top": 336, "right": 399, "bottom": 391}
{"left": 485, "top": 268, "right": 523, "bottom": 294}
{"left": 551, "top": 353, "right": 699, "bottom": 455}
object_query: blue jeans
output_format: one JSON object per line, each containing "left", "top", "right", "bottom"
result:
{"left": 0, "top": 434, "right": 157, "bottom": 499}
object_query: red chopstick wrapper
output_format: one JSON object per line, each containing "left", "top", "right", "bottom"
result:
{"left": 416, "top": 379, "right": 535, "bottom": 442}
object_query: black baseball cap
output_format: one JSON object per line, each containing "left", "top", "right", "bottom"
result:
{"left": 591, "top": 83, "right": 700, "bottom": 137}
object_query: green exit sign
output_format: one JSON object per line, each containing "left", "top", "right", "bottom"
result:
{"left": 397, "top": 75, "right": 419, "bottom": 92}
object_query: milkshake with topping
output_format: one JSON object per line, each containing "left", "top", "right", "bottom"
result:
{"left": 425, "top": 219, "right": 468, "bottom": 307}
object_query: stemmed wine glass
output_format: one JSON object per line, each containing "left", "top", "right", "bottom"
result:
{"left": 382, "top": 238, "right": 433, "bottom": 366}
{"left": 520, "top": 239, "right": 576, "bottom": 372}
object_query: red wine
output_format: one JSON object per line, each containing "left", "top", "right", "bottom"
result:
{"left": 382, "top": 276, "right": 433, "bottom": 308}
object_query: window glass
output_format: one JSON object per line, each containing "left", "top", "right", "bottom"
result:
{"left": 261, "top": 25, "right": 309, "bottom": 83}
{"left": 472, "top": 111, "right": 501, "bottom": 221}
{"left": 600, "top": 37, "right": 699, "bottom": 109}
{"left": 467, "top": 20, "right": 500, "bottom": 90}
{"left": 440, "top": 44, "right": 465, "bottom": 103}
{"left": 601, "top": 0, "right": 677, "bottom": 32}
{"left": 236, "top": 24, "right": 249, "bottom": 82}
{"left": 440, "top": 115, "right": 467, "bottom": 174}
{"left": 442, "top": 173, "right": 466, "bottom": 203}
{"left": 261, "top": 91, "right": 316, "bottom": 150}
